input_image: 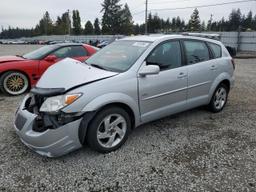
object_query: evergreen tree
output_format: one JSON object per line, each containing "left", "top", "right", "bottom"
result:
{"left": 133, "top": 24, "right": 141, "bottom": 35}
{"left": 0, "top": 27, "right": 33, "bottom": 39}
{"left": 148, "top": 12, "right": 153, "bottom": 33}
{"left": 181, "top": 20, "right": 186, "bottom": 31}
{"left": 176, "top": 16, "right": 182, "bottom": 32}
{"left": 84, "top": 21, "right": 94, "bottom": 34}
{"left": 207, "top": 14, "right": 213, "bottom": 31}
{"left": 54, "top": 16, "right": 64, "bottom": 34}
{"left": 164, "top": 18, "right": 170, "bottom": 32}
{"left": 253, "top": 15, "right": 256, "bottom": 30}
{"left": 101, "top": 0, "right": 122, "bottom": 34}
{"left": 1, "top": 9, "right": 256, "bottom": 38}
{"left": 188, "top": 8, "right": 201, "bottom": 31}
{"left": 54, "top": 12, "right": 71, "bottom": 35}
{"left": 152, "top": 14, "right": 161, "bottom": 33}
{"left": 94, "top": 18, "right": 101, "bottom": 35}
{"left": 201, "top": 21, "right": 206, "bottom": 31}
{"left": 72, "top": 10, "right": 82, "bottom": 35}
{"left": 219, "top": 17, "right": 227, "bottom": 31}
{"left": 34, "top": 11, "right": 53, "bottom": 35}
{"left": 228, "top": 9, "right": 242, "bottom": 31}
{"left": 171, "top": 17, "right": 176, "bottom": 31}
{"left": 120, "top": 3, "right": 133, "bottom": 35}
{"left": 244, "top": 11, "right": 253, "bottom": 30}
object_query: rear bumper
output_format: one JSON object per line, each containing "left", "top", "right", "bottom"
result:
{"left": 14, "top": 95, "right": 83, "bottom": 157}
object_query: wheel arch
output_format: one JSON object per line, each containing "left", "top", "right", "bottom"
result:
{"left": 96, "top": 102, "right": 136, "bottom": 130}
{"left": 78, "top": 93, "right": 140, "bottom": 144}
{"left": 81, "top": 93, "right": 140, "bottom": 126}
{"left": 220, "top": 79, "right": 230, "bottom": 93}
{"left": 208, "top": 73, "right": 232, "bottom": 103}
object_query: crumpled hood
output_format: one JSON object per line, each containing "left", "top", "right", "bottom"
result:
{"left": 0, "top": 55, "right": 25, "bottom": 63}
{"left": 36, "top": 58, "right": 118, "bottom": 90}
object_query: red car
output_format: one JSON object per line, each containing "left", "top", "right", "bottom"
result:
{"left": 0, "top": 43, "right": 97, "bottom": 95}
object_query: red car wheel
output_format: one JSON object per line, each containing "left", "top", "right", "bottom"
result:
{"left": 0, "top": 71, "right": 29, "bottom": 96}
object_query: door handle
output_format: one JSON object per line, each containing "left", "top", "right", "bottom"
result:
{"left": 210, "top": 65, "right": 217, "bottom": 70}
{"left": 177, "top": 72, "right": 187, "bottom": 79}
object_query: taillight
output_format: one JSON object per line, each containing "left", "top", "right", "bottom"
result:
{"left": 231, "top": 59, "right": 235, "bottom": 70}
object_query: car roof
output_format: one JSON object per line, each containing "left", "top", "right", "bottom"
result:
{"left": 54, "top": 43, "right": 84, "bottom": 47}
{"left": 120, "top": 34, "right": 222, "bottom": 45}
{"left": 121, "top": 34, "right": 182, "bottom": 42}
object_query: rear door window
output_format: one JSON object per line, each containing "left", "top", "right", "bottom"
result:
{"left": 208, "top": 43, "right": 222, "bottom": 58}
{"left": 183, "top": 40, "right": 210, "bottom": 64}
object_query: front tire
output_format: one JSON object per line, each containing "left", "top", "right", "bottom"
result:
{"left": 0, "top": 71, "right": 29, "bottom": 96}
{"left": 86, "top": 107, "right": 131, "bottom": 153}
{"left": 208, "top": 83, "right": 229, "bottom": 113}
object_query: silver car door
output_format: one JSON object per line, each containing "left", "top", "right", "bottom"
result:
{"left": 182, "top": 40, "right": 219, "bottom": 108}
{"left": 138, "top": 40, "right": 188, "bottom": 123}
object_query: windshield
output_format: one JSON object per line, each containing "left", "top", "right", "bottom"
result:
{"left": 23, "top": 45, "right": 57, "bottom": 60}
{"left": 86, "top": 40, "right": 151, "bottom": 72}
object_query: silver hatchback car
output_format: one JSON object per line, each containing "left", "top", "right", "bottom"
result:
{"left": 14, "top": 35, "right": 235, "bottom": 157}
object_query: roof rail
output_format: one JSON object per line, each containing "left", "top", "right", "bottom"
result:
{"left": 182, "top": 32, "right": 221, "bottom": 41}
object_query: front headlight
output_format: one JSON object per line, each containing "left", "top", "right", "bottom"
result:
{"left": 40, "top": 93, "right": 82, "bottom": 113}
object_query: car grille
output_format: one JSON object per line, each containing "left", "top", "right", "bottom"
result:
{"left": 15, "top": 113, "right": 27, "bottom": 130}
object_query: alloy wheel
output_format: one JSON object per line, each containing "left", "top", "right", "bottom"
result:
{"left": 3, "top": 72, "right": 29, "bottom": 95}
{"left": 96, "top": 114, "right": 127, "bottom": 148}
{"left": 214, "top": 87, "right": 227, "bottom": 110}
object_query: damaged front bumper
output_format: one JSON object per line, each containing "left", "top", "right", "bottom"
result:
{"left": 14, "top": 94, "right": 83, "bottom": 157}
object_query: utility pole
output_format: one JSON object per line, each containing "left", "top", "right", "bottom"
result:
{"left": 145, "top": 0, "right": 148, "bottom": 35}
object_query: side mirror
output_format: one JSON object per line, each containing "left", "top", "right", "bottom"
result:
{"left": 139, "top": 64, "right": 160, "bottom": 76}
{"left": 44, "top": 55, "right": 57, "bottom": 62}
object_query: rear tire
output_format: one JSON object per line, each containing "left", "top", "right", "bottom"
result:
{"left": 0, "top": 71, "right": 29, "bottom": 96}
{"left": 208, "top": 83, "right": 229, "bottom": 113}
{"left": 86, "top": 107, "right": 131, "bottom": 153}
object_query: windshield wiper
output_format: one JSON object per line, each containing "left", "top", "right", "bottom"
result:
{"left": 87, "top": 63, "right": 120, "bottom": 73}
{"left": 16, "top": 55, "right": 25, "bottom": 59}
{"left": 90, "top": 63, "right": 108, "bottom": 71}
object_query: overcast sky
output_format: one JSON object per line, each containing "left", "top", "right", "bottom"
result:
{"left": 0, "top": 0, "right": 255, "bottom": 29}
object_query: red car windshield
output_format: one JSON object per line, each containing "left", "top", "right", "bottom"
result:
{"left": 23, "top": 45, "right": 58, "bottom": 60}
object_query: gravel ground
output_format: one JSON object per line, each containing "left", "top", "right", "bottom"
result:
{"left": 0, "top": 45, "right": 256, "bottom": 192}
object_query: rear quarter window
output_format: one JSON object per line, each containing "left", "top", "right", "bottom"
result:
{"left": 69, "top": 46, "right": 88, "bottom": 57}
{"left": 208, "top": 43, "right": 222, "bottom": 58}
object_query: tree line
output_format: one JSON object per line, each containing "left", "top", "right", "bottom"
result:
{"left": 137, "top": 8, "right": 256, "bottom": 33}
{"left": 1, "top": 0, "right": 256, "bottom": 39}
